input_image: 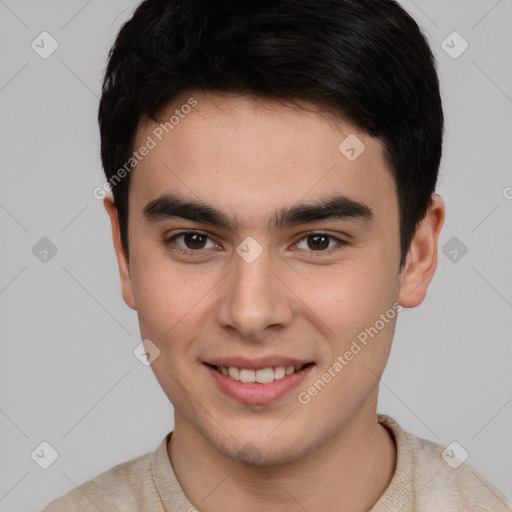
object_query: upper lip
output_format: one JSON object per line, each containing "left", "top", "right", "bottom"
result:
{"left": 204, "top": 356, "right": 313, "bottom": 370}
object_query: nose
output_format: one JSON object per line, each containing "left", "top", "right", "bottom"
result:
{"left": 215, "top": 247, "right": 294, "bottom": 341}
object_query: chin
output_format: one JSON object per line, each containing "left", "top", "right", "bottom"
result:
{"left": 213, "top": 424, "right": 313, "bottom": 467}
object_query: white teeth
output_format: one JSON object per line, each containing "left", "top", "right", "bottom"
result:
{"left": 239, "top": 369, "right": 255, "bottom": 382}
{"left": 228, "top": 367, "right": 240, "bottom": 380}
{"left": 255, "top": 368, "right": 274, "bottom": 384}
{"left": 274, "top": 366, "right": 285, "bottom": 379}
{"left": 218, "top": 365, "right": 306, "bottom": 383}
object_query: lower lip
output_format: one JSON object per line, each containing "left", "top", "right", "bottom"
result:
{"left": 204, "top": 364, "right": 315, "bottom": 404}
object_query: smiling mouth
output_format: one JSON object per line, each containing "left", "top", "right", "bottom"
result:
{"left": 205, "top": 363, "right": 315, "bottom": 384}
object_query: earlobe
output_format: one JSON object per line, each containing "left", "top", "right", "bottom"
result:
{"left": 398, "top": 194, "right": 445, "bottom": 308}
{"left": 103, "top": 196, "right": 137, "bottom": 311}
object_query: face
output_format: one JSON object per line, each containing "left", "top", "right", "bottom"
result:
{"left": 106, "top": 91, "right": 440, "bottom": 465}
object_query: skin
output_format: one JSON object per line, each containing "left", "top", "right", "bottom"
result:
{"left": 105, "top": 91, "right": 445, "bottom": 511}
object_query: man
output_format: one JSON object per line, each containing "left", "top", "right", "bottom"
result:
{"left": 44, "top": 0, "right": 512, "bottom": 510}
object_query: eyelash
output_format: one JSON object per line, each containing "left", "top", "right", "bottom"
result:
{"left": 163, "top": 230, "right": 349, "bottom": 257}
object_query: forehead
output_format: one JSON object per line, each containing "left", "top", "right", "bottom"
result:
{"left": 130, "top": 92, "right": 397, "bottom": 232}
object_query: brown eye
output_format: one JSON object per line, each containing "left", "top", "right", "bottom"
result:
{"left": 306, "top": 234, "right": 330, "bottom": 250}
{"left": 294, "top": 232, "right": 348, "bottom": 254}
{"left": 182, "top": 232, "right": 208, "bottom": 249}
{"left": 164, "top": 231, "right": 217, "bottom": 254}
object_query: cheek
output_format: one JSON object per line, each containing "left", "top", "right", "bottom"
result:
{"left": 129, "top": 251, "right": 214, "bottom": 404}
{"left": 300, "top": 267, "right": 398, "bottom": 413}
{"left": 295, "top": 259, "right": 397, "bottom": 337}
{"left": 129, "top": 247, "right": 209, "bottom": 345}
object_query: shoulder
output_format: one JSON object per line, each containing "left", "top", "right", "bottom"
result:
{"left": 378, "top": 414, "right": 512, "bottom": 511}
{"left": 411, "top": 434, "right": 512, "bottom": 511}
{"left": 41, "top": 445, "right": 162, "bottom": 512}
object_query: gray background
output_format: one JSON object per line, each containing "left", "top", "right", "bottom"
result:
{"left": 0, "top": 0, "right": 511, "bottom": 510}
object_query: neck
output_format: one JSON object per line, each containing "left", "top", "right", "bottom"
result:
{"left": 168, "top": 398, "right": 396, "bottom": 512}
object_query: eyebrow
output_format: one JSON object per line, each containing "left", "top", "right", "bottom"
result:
{"left": 143, "top": 192, "right": 374, "bottom": 231}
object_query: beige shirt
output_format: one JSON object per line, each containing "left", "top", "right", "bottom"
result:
{"left": 42, "top": 414, "right": 512, "bottom": 511}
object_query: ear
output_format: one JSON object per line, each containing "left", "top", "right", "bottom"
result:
{"left": 398, "top": 194, "right": 445, "bottom": 308}
{"left": 104, "top": 196, "right": 137, "bottom": 310}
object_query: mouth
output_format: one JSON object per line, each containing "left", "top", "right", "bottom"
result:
{"left": 205, "top": 362, "right": 314, "bottom": 384}
{"left": 203, "top": 360, "right": 316, "bottom": 404}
